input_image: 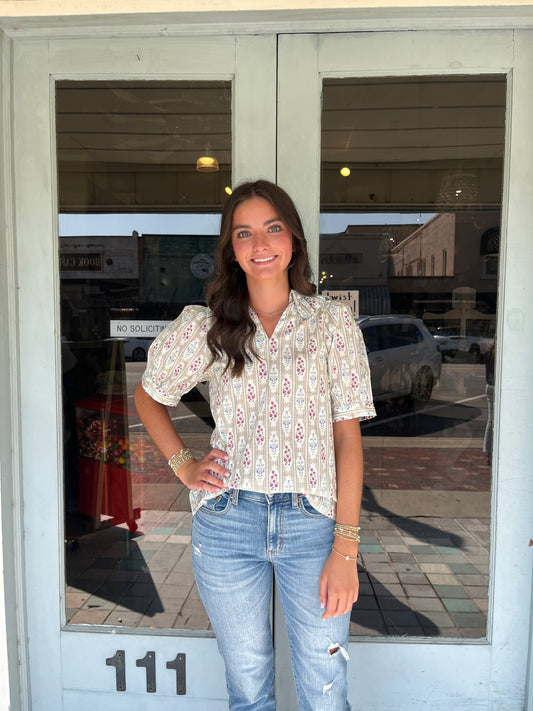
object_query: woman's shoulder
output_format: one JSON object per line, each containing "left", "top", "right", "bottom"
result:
{"left": 296, "top": 292, "right": 348, "bottom": 320}
{"left": 152, "top": 304, "right": 212, "bottom": 347}
{"left": 179, "top": 303, "right": 213, "bottom": 324}
{"left": 294, "top": 291, "right": 332, "bottom": 313}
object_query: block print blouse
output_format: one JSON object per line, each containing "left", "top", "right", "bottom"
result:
{"left": 142, "top": 290, "right": 376, "bottom": 518}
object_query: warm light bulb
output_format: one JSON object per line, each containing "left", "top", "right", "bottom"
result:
{"left": 196, "top": 156, "right": 219, "bottom": 172}
{"left": 224, "top": 186, "right": 232, "bottom": 195}
{"left": 340, "top": 167, "right": 351, "bottom": 177}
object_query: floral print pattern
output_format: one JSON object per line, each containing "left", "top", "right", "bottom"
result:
{"left": 142, "top": 291, "right": 375, "bottom": 518}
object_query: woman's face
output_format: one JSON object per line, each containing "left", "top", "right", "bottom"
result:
{"left": 231, "top": 197, "right": 293, "bottom": 289}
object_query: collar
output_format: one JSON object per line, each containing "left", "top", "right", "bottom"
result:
{"left": 290, "top": 289, "right": 323, "bottom": 320}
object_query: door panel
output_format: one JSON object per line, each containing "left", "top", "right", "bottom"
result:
{"left": 276, "top": 30, "right": 516, "bottom": 710}
{"left": 14, "top": 33, "right": 276, "bottom": 709}
{"left": 61, "top": 632, "right": 226, "bottom": 705}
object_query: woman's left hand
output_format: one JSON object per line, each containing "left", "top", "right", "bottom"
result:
{"left": 319, "top": 551, "right": 359, "bottom": 620}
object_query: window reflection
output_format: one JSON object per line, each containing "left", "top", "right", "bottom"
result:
{"left": 321, "top": 76, "right": 503, "bottom": 638}
{"left": 59, "top": 81, "right": 230, "bottom": 630}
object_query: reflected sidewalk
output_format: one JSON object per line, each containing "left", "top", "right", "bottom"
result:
{"left": 352, "top": 509, "right": 488, "bottom": 638}
{"left": 66, "top": 488, "right": 489, "bottom": 639}
{"left": 66, "top": 432, "right": 490, "bottom": 638}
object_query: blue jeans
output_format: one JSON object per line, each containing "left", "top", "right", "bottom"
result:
{"left": 191, "top": 490, "right": 352, "bottom": 711}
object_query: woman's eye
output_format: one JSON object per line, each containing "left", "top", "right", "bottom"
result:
{"left": 269, "top": 224, "right": 282, "bottom": 233}
{"left": 236, "top": 230, "right": 251, "bottom": 239}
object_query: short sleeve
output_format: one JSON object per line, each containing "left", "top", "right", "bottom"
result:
{"left": 141, "top": 305, "right": 212, "bottom": 406}
{"left": 326, "top": 303, "right": 376, "bottom": 422}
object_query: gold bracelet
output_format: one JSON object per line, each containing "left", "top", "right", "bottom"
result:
{"left": 168, "top": 448, "right": 194, "bottom": 475}
{"left": 331, "top": 546, "right": 358, "bottom": 562}
{"left": 335, "top": 532, "right": 361, "bottom": 544}
{"left": 334, "top": 524, "right": 361, "bottom": 543}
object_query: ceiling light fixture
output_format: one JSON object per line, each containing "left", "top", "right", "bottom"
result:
{"left": 196, "top": 156, "right": 219, "bottom": 173}
{"left": 340, "top": 166, "right": 351, "bottom": 177}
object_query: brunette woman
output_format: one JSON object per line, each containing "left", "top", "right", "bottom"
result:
{"left": 135, "top": 179, "right": 375, "bottom": 710}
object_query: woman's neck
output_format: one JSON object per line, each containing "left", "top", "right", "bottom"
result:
{"left": 247, "top": 283, "right": 290, "bottom": 318}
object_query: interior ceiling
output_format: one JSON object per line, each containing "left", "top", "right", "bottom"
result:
{"left": 56, "top": 75, "right": 506, "bottom": 170}
{"left": 322, "top": 76, "right": 505, "bottom": 165}
{"left": 56, "top": 81, "right": 232, "bottom": 168}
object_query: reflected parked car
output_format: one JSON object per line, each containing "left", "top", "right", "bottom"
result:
{"left": 119, "top": 337, "right": 154, "bottom": 362}
{"left": 357, "top": 315, "right": 441, "bottom": 401}
{"left": 431, "top": 327, "right": 493, "bottom": 362}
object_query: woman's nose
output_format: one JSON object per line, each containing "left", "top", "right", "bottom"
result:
{"left": 252, "top": 232, "right": 268, "bottom": 250}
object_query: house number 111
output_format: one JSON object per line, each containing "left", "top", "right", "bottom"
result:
{"left": 106, "top": 650, "right": 186, "bottom": 694}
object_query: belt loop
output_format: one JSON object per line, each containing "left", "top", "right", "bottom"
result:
{"left": 292, "top": 492, "right": 299, "bottom": 509}
{"left": 230, "top": 489, "right": 239, "bottom": 505}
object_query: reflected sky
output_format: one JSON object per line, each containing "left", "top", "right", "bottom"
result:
{"left": 59, "top": 212, "right": 437, "bottom": 237}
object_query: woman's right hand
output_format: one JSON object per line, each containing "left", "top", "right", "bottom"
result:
{"left": 177, "top": 449, "right": 230, "bottom": 493}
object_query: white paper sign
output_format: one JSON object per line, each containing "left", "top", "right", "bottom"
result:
{"left": 109, "top": 320, "right": 170, "bottom": 337}
{"left": 322, "top": 290, "right": 359, "bottom": 318}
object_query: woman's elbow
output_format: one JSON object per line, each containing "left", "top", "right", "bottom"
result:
{"left": 134, "top": 382, "right": 149, "bottom": 411}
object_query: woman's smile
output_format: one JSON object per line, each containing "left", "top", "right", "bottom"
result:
{"left": 252, "top": 255, "right": 277, "bottom": 263}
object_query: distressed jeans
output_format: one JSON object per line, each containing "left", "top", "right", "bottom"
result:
{"left": 191, "top": 490, "right": 352, "bottom": 711}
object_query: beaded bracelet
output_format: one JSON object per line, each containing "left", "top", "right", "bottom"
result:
{"left": 331, "top": 546, "right": 358, "bottom": 562}
{"left": 168, "top": 448, "right": 194, "bottom": 475}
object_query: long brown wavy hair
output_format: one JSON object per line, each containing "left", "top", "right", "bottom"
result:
{"left": 206, "top": 180, "right": 315, "bottom": 376}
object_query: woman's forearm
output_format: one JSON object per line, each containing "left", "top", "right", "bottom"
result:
{"left": 320, "top": 417, "right": 364, "bottom": 618}
{"left": 333, "top": 418, "right": 364, "bottom": 549}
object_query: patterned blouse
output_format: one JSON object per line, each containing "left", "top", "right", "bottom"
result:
{"left": 142, "top": 290, "right": 375, "bottom": 518}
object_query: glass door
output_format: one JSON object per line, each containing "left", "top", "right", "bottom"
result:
{"left": 13, "top": 34, "right": 276, "bottom": 710}
{"left": 59, "top": 79, "right": 232, "bottom": 635}
{"left": 12, "top": 25, "right": 533, "bottom": 711}
{"left": 276, "top": 30, "right": 519, "bottom": 709}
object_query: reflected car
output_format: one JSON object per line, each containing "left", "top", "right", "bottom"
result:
{"left": 431, "top": 327, "right": 493, "bottom": 361}
{"left": 120, "top": 337, "right": 154, "bottom": 362}
{"left": 357, "top": 315, "right": 442, "bottom": 401}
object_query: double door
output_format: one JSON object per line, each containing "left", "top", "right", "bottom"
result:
{"left": 11, "top": 26, "right": 533, "bottom": 710}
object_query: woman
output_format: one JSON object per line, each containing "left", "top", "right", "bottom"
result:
{"left": 135, "top": 180, "right": 375, "bottom": 710}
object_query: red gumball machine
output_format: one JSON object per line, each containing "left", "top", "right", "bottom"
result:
{"left": 75, "top": 395, "right": 141, "bottom": 532}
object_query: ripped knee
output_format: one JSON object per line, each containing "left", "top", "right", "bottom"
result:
{"left": 327, "top": 637, "right": 350, "bottom": 661}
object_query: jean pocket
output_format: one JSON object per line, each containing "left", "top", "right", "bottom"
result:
{"left": 198, "top": 491, "right": 233, "bottom": 516}
{"left": 298, "top": 495, "right": 327, "bottom": 519}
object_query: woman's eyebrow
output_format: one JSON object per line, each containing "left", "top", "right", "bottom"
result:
{"left": 232, "top": 217, "right": 281, "bottom": 232}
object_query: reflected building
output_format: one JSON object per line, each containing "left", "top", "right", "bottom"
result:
{"left": 320, "top": 210, "right": 498, "bottom": 343}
